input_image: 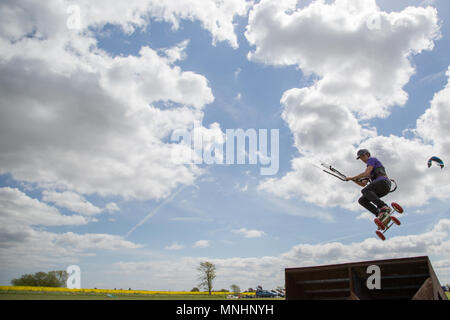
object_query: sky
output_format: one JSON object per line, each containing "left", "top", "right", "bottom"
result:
{"left": 0, "top": 0, "right": 450, "bottom": 292}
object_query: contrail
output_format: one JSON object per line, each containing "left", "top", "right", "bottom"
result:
{"left": 125, "top": 185, "right": 188, "bottom": 238}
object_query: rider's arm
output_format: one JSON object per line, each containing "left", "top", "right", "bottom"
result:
{"left": 346, "top": 166, "right": 373, "bottom": 184}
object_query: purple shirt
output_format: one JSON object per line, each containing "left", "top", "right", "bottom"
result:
{"left": 367, "top": 157, "right": 388, "bottom": 182}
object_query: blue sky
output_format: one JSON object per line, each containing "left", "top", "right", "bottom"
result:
{"left": 1, "top": 0, "right": 450, "bottom": 291}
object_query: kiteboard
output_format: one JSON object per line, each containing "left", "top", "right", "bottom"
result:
{"left": 374, "top": 202, "right": 403, "bottom": 241}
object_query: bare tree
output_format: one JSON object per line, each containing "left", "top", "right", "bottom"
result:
{"left": 230, "top": 284, "right": 240, "bottom": 293}
{"left": 197, "top": 261, "right": 216, "bottom": 295}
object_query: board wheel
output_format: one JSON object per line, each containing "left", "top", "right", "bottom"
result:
{"left": 374, "top": 218, "right": 385, "bottom": 230}
{"left": 391, "top": 202, "right": 403, "bottom": 214}
{"left": 390, "top": 216, "right": 401, "bottom": 226}
{"left": 376, "top": 230, "right": 386, "bottom": 241}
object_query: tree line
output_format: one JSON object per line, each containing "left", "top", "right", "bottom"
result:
{"left": 11, "top": 271, "right": 68, "bottom": 287}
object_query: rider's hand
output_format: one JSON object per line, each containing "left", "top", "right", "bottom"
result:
{"left": 345, "top": 177, "right": 353, "bottom": 181}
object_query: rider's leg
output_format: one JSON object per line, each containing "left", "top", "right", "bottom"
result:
{"left": 358, "top": 196, "right": 378, "bottom": 215}
{"left": 360, "top": 180, "right": 391, "bottom": 210}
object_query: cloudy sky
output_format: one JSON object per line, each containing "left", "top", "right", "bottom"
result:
{"left": 1, "top": 0, "right": 450, "bottom": 291}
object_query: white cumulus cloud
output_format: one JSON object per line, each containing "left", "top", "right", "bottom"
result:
{"left": 42, "top": 190, "right": 103, "bottom": 216}
{"left": 251, "top": 0, "right": 446, "bottom": 211}
{"left": 0, "top": 0, "right": 232, "bottom": 202}
{"left": 232, "top": 228, "right": 266, "bottom": 238}
{"left": 193, "top": 240, "right": 210, "bottom": 248}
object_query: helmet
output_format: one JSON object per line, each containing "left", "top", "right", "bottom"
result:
{"left": 356, "top": 149, "right": 370, "bottom": 159}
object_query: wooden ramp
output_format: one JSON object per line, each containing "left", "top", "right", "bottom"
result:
{"left": 285, "top": 256, "right": 447, "bottom": 300}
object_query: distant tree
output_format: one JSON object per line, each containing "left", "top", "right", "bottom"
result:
{"left": 197, "top": 261, "right": 216, "bottom": 295}
{"left": 191, "top": 287, "right": 200, "bottom": 292}
{"left": 51, "top": 270, "right": 69, "bottom": 286}
{"left": 11, "top": 270, "right": 68, "bottom": 287}
{"left": 247, "top": 288, "right": 255, "bottom": 292}
{"left": 230, "top": 284, "right": 240, "bottom": 293}
{"left": 219, "top": 289, "right": 229, "bottom": 292}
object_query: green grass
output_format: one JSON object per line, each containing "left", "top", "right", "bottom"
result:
{"left": 0, "top": 290, "right": 283, "bottom": 300}
{"left": 446, "top": 292, "right": 450, "bottom": 299}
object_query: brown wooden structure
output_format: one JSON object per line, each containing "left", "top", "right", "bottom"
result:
{"left": 285, "top": 256, "right": 447, "bottom": 300}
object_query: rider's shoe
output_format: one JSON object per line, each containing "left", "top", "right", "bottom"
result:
{"left": 377, "top": 206, "right": 391, "bottom": 221}
{"left": 378, "top": 205, "right": 391, "bottom": 214}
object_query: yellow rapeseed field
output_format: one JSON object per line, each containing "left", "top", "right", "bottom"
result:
{"left": 0, "top": 286, "right": 256, "bottom": 296}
